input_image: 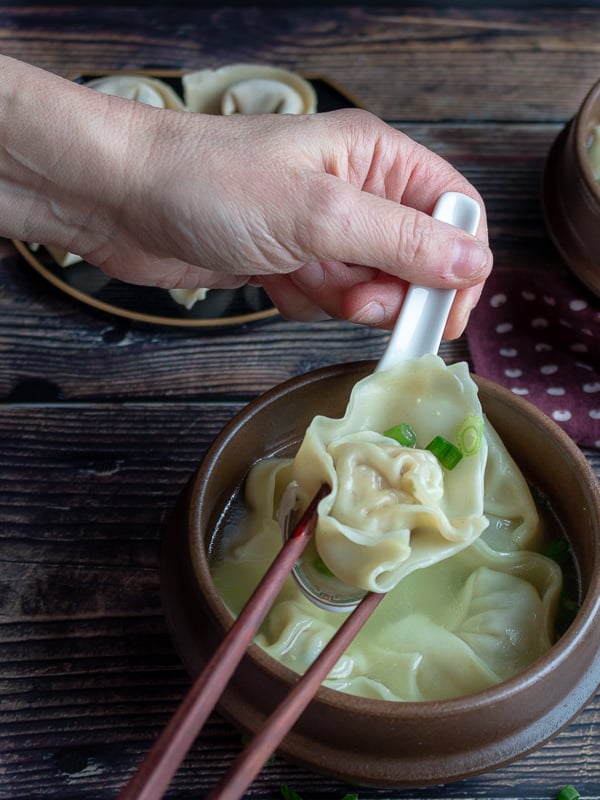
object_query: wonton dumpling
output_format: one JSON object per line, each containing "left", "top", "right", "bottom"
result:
{"left": 182, "top": 64, "right": 317, "bottom": 115}
{"left": 289, "top": 355, "right": 489, "bottom": 593}
{"left": 254, "top": 545, "right": 560, "bottom": 701}
{"left": 221, "top": 79, "right": 308, "bottom": 115}
{"left": 85, "top": 74, "right": 187, "bottom": 110}
{"left": 29, "top": 243, "right": 83, "bottom": 267}
{"left": 212, "top": 404, "right": 561, "bottom": 701}
{"left": 480, "top": 419, "right": 542, "bottom": 552}
{"left": 588, "top": 124, "right": 600, "bottom": 181}
{"left": 168, "top": 287, "right": 210, "bottom": 310}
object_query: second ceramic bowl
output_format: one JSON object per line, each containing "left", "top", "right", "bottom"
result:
{"left": 543, "top": 76, "right": 600, "bottom": 296}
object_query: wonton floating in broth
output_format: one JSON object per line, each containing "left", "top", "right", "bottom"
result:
{"left": 211, "top": 355, "right": 563, "bottom": 701}
{"left": 289, "top": 355, "right": 491, "bottom": 592}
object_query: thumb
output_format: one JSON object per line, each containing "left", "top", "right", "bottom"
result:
{"left": 304, "top": 180, "right": 492, "bottom": 287}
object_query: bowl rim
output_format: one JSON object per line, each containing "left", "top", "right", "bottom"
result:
{"left": 187, "top": 361, "right": 600, "bottom": 714}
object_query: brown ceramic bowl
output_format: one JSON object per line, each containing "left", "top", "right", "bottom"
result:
{"left": 161, "top": 361, "right": 600, "bottom": 788}
{"left": 543, "top": 76, "right": 600, "bottom": 297}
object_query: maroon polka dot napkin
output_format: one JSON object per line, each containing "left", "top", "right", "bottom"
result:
{"left": 467, "top": 267, "right": 600, "bottom": 448}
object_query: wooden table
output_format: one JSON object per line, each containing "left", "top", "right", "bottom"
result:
{"left": 1, "top": 4, "right": 599, "bottom": 799}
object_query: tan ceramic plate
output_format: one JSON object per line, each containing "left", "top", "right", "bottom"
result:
{"left": 14, "top": 69, "right": 363, "bottom": 329}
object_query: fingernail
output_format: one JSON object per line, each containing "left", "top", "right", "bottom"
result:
{"left": 452, "top": 238, "right": 490, "bottom": 279}
{"left": 292, "top": 261, "right": 325, "bottom": 290}
{"left": 350, "top": 301, "right": 386, "bottom": 326}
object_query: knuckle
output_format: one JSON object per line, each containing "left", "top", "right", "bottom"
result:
{"left": 397, "top": 212, "right": 433, "bottom": 271}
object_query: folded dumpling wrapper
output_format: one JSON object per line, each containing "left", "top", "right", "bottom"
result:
{"left": 256, "top": 541, "right": 560, "bottom": 701}
{"left": 29, "top": 243, "right": 83, "bottom": 268}
{"left": 291, "top": 355, "right": 490, "bottom": 592}
{"left": 212, "top": 358, "right": 561, "bottom": 701}
{"left": 85, "top": 74, "right": 187, "bottom": 110}
{"left": 182, "top": 64, "right": 317, "bottom": 115}
{"left": 168, "top": 287, "right": 210, "bottom": 310}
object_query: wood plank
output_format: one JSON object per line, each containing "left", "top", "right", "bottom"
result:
{"left": 0, "top": 402, "right": 598, "bottom": 798}
{"left": 0, "top": 6, "right": 599, "bottom": 122}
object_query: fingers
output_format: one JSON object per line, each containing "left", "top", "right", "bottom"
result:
{"left": 92, "top": 250, "right": 248, "bottom": 291}
{"left": 444, "top": 283, "right": 487, "bottom": 340}
{"left": 261, "top": 254, "right": 487, "bottom": 340}
{"left": 300, "top": 175, "right": 492, "bottom": 291}
{"left": 398, "top": 144, "right": 490, "bottom": 250}
{"left": 261, "top": 262, "right": 407, "bottom": 328}
{"left": 259, "top": 274, "right": 332, "bottom": 321}
{"left": 340, "top": 275, "right": 407, "bottom": 328}
{"left": 260, "top": 260, "right": 378, "bottom": 320}
{"left": 94, "top": 106, "right": 493, "bottom": 331}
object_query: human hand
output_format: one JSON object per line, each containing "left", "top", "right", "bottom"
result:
{"left": 1, "top": 57, "right": 492, "bottom": 338}
{"left": 112, "top": 105, "right": 491, "bottom": 338}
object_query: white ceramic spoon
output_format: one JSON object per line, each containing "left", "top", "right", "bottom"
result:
{"left": 283, "top": 191, "right": 482, "bottom": 611}
{"left": 377, "top": 191, "right": 482, "bottom": 369}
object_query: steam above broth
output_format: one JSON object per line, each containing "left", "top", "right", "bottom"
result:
{"left": 210, "top": 356, "right": 569, "bottom": 702}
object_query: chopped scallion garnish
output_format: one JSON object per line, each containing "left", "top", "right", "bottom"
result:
{"left": 426, "top": 435, "right": 463, "bottom": 470}
{"left": 557, "top": 785, "right": 580, "bottom": 800}
{"left": 383, "top": 422, "right": 417, "bottom": 448}
{"left": 456, "top": 414, "right": 484, "bottom": 456}
{"left": 280, "top": 785, "right": 303, "bottom": 800}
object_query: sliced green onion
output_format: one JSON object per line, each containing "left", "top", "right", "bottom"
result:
{"left": 455, "top": 414, "right": 484, "bottom": 456}
{"left": 280, "top": 785, "right": 303, "bottom": 800}
{"left": 426, "top": 435, "right": 463, "bottom": 470}
{"left": 557, "top": 785, "right": 580, "bottom": 800}
{"left": 383, "top": 422, "right": 417, "bottom": 447}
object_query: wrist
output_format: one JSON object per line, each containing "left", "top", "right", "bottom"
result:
{"left": 0, "top": 56, "right": 139, "bottom": 257}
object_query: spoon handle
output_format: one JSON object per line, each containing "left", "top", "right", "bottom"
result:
{"left": 376, "top": 191, "right": 481, "bottom": 372}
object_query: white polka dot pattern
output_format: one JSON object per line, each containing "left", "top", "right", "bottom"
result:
{"left": 467, "top": 268, "right": 600, "bottom": 448}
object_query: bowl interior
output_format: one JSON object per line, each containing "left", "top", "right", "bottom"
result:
{"left": 161, "top": 360, "right": 600, "bottom": 787}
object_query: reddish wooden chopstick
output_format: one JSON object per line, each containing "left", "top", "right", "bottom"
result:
{"left": 206, "top": 589, "right": 384, "bottom": 800}
{"left": 117, "top": 482, "right": 330, "bottom": 800}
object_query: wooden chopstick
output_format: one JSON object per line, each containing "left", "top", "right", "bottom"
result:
{"left": 206, "top": 589, "right": 384, "bottom": 800}
{"left": 117, "top": 482, "right": 330, "bottom": 800}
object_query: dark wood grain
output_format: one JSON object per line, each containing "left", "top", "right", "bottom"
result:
{"left": 1, "top": 6, "right": 599, "bottom": 123}
{"left": 1, "top": 404, "right": 599, "bottom": 800}
{"left": 1, "top": 5, "right": 599, "bottom": 800}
